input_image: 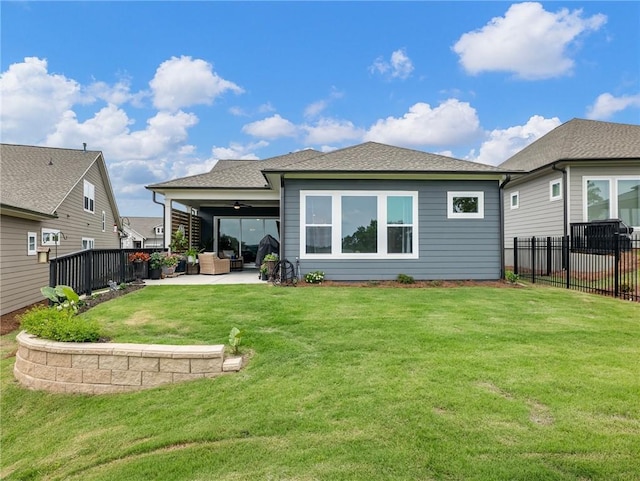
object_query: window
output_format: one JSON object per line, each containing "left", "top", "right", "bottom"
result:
{"left": 447, "top": 192, "right": 484, "bottom": 219}
{"left": 102, "top": 211, "right": 106, "bottom": 232}
{"left": 42, "top": 228, "right": 60, "bottom": 246}
{"left": 300, "top": 191, "right": 418, "bottom": 259}
{"left": 154, "top": 226, "right": 164, "bottom": 236}
{"left": 585, "top": 177, "right": 640, "bottom": 227}
{"left": 550, "top": 179, "right": 562, "bottom": 201}
{"left": 510, "top": 192, "right": 519, "bottom": 210}
{"left": 27, "top": 232, "right": 37, "bottom": 255}
{"left": 83, "top": 180, "right": 95, "bottom": 213}
{"left": 82, "top": 238, "right": 95, "bottom": 250}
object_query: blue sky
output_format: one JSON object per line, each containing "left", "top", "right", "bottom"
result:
{"left": 2, "top": 1, "right": 639, "bottom": 217}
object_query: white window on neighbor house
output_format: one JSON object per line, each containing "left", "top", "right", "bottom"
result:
{"left": 550, "top": 179, "right": 562, "bottom": 201}
{"left": 447, "top": 192, "right": 484, "bottom": 219}
{"left": 154, "top": 226, "right": 164, "bottom": 235}
{"left": 83, "top": 180, "right": 95, "bottom": 213}
{"left": 510, "top": 191, "right": 519, "bottom": 210}
{"left": 82, "top": 238, "right": 95, "bottom": 250}
{"left": 584, "top": 176, "right": 640, "bottom": 227}
{"left": 102, "top": 211, "right": 106, "bottom": 232}
{"left": 27, "top": 232, "right": 37, "bottom": 255}
{"left": 42, "top": 228, "right": 60, "bottom": 246}
{"left": 300, "top": 191, "right": 418, "bottom": 259}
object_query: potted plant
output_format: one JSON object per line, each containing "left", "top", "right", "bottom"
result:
{"left": 263, "top": 253, "right": 278, "bottom": 280}
{"left": 162, "top": 253, "right": 179, "bottom": 276}
{"left": 259, "top": 262, "right": 269, "bottom": 281}
{"left": 170, "top": 229, "right": 189, "bottom": 273}
{"left": 128, "top": 252, "right": 150, "bottom": 282}
{"left": 148, "top": 252, "right": 164, "bottom": 280}
{"left": 184, "top": 246, "right": 202, "bottom": 275}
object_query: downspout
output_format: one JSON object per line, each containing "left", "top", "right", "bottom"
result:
{"left": 280, "top": 175, "right": 285, "bottom": 259}
{"left": 551, "top": 163, "right": 568, "bottom": 238}
{"left": 152, "top": 191, "right": 166, "bottom": 249}
{"left": 499, "top": 175, "right": 512, "bottom": 279}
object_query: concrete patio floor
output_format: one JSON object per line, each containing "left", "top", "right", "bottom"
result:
{"left": 143, "top": 268, "right": 265, "bottom": 285}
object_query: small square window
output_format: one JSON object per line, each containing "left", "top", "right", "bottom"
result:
{"left": 447, "top": 192, "right": 484, "bottom": 219}
{"left": 550, "top": 180, "right": 562, "bottom": 201}
{"left": 510, "top": 192, "right": 519, "bottom": 209}
{"left": 28, "top": 232, "right": 37, "bottom": 255}
{"left": 82, "top": 238, "right": 95, "bottom": 250}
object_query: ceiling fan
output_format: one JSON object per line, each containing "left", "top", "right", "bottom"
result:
{"left": 231, "top": 201, "right": 252, "bottom": 210}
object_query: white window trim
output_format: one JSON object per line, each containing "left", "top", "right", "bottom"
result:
{"left": 583, "top": 175, "right": 640, "bottom": 227}
{"left": 27, "top": 232, "right": 37, "bottom": 255}
{"left": 300, "top": 190, "right": 419, "bottom": 260}
{"left": 510, "top": 191, "right": 519, "bottom": 210}
{"left": 154, "top": 226, "right": 164, "bottom": 235}
{"left": 83, "top": 180, "right": 95, "bottom": 213}
{"left": 82, "top": 237, "right": 95, "bottom": 250}
{"left": 447, "top": 191, "right": 484, "bottom": 219}
{"left": 549, "top": 179, "right": 562, "bottom": 201}
{"left": 42, "top": 228, "right": 61, "bottom": 246}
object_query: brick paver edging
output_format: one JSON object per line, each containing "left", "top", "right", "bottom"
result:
{"left": 14, "top": 331, "right": 243, "bottom": 395}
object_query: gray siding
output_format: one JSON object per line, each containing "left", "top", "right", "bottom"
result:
{"left": 283, "top": 179, "right": 501, "bottom": 281}
{"left": 1, "top": 162, "right": 120, "bottom": 315}
{"left": 0, "top": 216, "right": 49, "bottom": 315}
{"left": 503, "top": 172, "right": 564, "bottom": 248}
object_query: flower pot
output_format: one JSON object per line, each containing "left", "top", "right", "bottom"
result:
{"left": 186, "top": 263, "right": 199, "bottom": 275}
{"left": 162, "top": 266, "right": 176, "bottom": 276}
{"left": 149, "top": 267, "right": 162, "bottom": 280}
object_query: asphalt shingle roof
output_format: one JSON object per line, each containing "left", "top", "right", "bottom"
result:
{"left": 499, "top": 118, "right": 640, "bottom": 172}
{"left": 1, "top": 144, "right": 103, "bottom": 215}
{"left": 126, "top": 217, "right": 163, "bottom": 238}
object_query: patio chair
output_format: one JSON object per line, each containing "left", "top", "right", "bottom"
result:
{"left": 198, "top": 253, "right": 230, "bottom": 275}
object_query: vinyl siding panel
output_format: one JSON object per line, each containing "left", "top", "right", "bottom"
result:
{"left": 284, "top": 178, "right": 501, "bottom": 280}
{"left": 503, "top": 172, "right": 564, "bottom": 247}
{"left": 0, "top": 216, "right": 49, "bottom": 315}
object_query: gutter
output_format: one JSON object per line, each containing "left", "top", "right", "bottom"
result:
{"left": 498, "top": 175, "right": 512, "bottom": 279}
{"left": 152, "top": 191, "right": 166, "bottom": 248}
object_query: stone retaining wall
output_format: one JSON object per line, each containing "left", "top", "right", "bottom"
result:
{"left": 14, "top": 331, "right": 242, "bottom": 395}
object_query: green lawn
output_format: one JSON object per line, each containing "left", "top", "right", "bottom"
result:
{"left": 2, "top": 284, "right": 639, "bottom": 480}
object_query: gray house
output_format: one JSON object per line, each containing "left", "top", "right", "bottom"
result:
{"left": 499, "top": 119, "right": 640, "bottom": 264}
{"left": 0, "top": 144, "right": 121, "bottom": 315}
{"left": 148, "top": 142, "right": 512, "bottom": 281}
{"left": 120, "top": 217, "right": 164, "bottom": 249}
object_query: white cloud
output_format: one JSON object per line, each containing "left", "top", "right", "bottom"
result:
{"left": 211, "top": 140, "right": 268, "bottom": 161}
{"left": 302, "top": 118, "right": 364, "bottom": 144}
{"left": 150, "top": 55, "right": 244, "bottom": 111}
{"left": 370, "top": 48, "right": 414, "bottom": 80}
{"left": 242, "top": 114, "right": 298, "bottom": 139}
{"left": 586, "top": 92, "right": 640, "bottom": 120}
{"left": 0, "top": 57, "right": 82, "bottom": 144}
{"left": 304, "top": 100, "right": 328, "bottom": 119}
{"left": 453, "top": 2, "right": 606, "bottom": 79}
{"left": 364, "top": 99, "right": 481, "bottom": 147}
{"left": 468, "top": 115, "right": 561, "bottom": 166}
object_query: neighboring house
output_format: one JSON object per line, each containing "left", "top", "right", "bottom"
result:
{"left": 120, "top": 217, "right": 164, "bottom": 249}
{"left": 147, "top": 142, "right": 512, "bottom": 281}
{"left": 499, "top": 119, "right": 640, "bottom": 264}
{"left": 0, "top": 144, "right": 121, "bottom": 315}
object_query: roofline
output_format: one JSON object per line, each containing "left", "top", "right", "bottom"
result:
{"left": 265, "top": 168, "right": 519, "bottom": 175}
{"left": 1, "top": 204, "right": 58, "bottom": 221}
{"left": 527, "top": 156, "right": 640, "bottom": 176}
{"left": 146, "top": 185, "right": 270, "bottom": 191}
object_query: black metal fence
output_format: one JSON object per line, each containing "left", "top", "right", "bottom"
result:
{"left": 513, "top": 225, "right": 638, "bottom": 302}
{"left": 49, "top": 248, "right": 165, "bottom": 296}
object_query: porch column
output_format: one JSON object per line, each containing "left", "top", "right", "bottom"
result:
{"left": 164, "top": 197, "right": 173, "bottom": 249}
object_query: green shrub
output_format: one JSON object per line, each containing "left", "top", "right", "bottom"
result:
{"left": 396, "top": 273, "right": 415, "bottom": 284}
{"left": 304, "top": 271, "right": 325, "bottom": 284}
{"left": 505, "top": 270, "right": 520, "bottom": 284}
{"left": 19, "top": 305, "right": 102, "bottom": 342}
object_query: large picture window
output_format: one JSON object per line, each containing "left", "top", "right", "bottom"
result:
{"left": 585, "top": 177, "right": 640, "bottom": 227}
{"left": 301, "top": 191, "right": 418, "bottom": 259}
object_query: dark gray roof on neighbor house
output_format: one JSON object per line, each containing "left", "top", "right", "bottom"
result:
{"left": 0, "top": 143, "right": 106, "bottom": 216}
{"left": 499, "top": 118, "right": 640, "bottom": 172}
{"left": 147, "top": 149, "right": 323, "bottom": 189}
{"left": 126, "top": 217, "right": 163, "bottom": 238}
{"left": 266, "top": 142, "right": 510, "bottom": 173}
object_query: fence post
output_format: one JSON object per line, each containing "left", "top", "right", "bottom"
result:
{"left": 564, "top": 235, "right": 570, "bottom": 289}
{"left": 531, "top": 237, "right": 536, "bottom": 284}
{"left": 546, "top": 237, "right": 552, "bottom": 276}
{"left": 513, "top": 237, "right": 518, "bottom": 275}
{"left": 614, "top": 234, "right": 620, "bottom": 298}
{"left": 84, "top": 250, "right": 93, "bottom": 296}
